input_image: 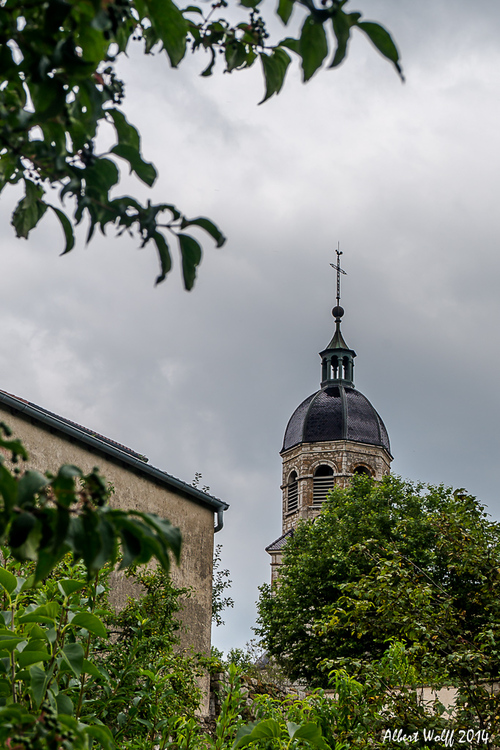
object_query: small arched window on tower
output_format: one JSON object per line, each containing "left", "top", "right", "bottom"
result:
{"left": 353, "top": 465, "right": 372, "bottom": 476}
{"left": 313, "top": 465, "right": 334, "bottom": 506}
{"left": 287, "top": 471, "right": 298, "bottom": 513}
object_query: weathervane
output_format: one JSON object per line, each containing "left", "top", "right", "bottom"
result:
{"left": 330, "top": 242, "right": 346, "bottom": 310}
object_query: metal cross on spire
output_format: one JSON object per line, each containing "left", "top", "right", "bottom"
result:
{"left": 330, "top": 242, "right": 346, "bottom": 308}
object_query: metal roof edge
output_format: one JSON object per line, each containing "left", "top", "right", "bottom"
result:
{"left": 0, "top": 390, "right": 228, "bottom": 514}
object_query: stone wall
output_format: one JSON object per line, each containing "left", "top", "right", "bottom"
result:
{"left": 280, "top": 439, "right": 391, "bottom": 533}
{"left": 0, "top": 405, "right": 216, "bottom": 711}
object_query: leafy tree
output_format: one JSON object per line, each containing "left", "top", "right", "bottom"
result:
{"left": 0, "top": 0, "right": 402, "bottom": 287}
{"left": 0, "top": 554, "right": 203, "bottom": 750}
{"left": 256, "top": 473, "right": 500, "bottom": 732}
{"left": 212, "top": 543, "right": 234, "bottom": 627}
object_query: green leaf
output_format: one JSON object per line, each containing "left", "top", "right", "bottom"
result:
{"left": 179, "top": 233, "right": 202, "bottom": 290}
{"left": 225, "top": 41, "right": 248, "bottom": 72}
{"left": 280, "top": 37, "right": 300, "bottom": 55}
{"left": 240, "top": 0, "right": 261, "bottom": 7}
{"left": 259, "top": 48, "right": 292, "bottom": 103}
{"left": 84, "top": 723, "right": 115, "bottom": 750}
{"left": 11, "top": 180, "right": 48, "bottom": 239}
{"left": 71, "top": 612, "right": 107, "bottom": 638}
{"left": 8, "top": 512, "right": 37, "bottom": 549}
{"left": 19, "top": 603, "right": 59, "bottom": 625}
{"left": 61, "top": 642, "right": 84, "bottom": 677}
{"left": 58, "top": 579, "right": 87, "bottom": 597}
{"left": 30, "top": 665, "right": 48, "bottom": 707}
{"left": 110, "top": 143, "right": 157, "bottom": 187}
{"left": 17, "top": 471, "right": 49, "bottom": 507}
{"left": 17, "top": 649, "right": 51, "bottom": 668}
{"left": 201, "top": 49, "right": 216, "bottom": 77}
{"left": 0, "top": 634, "right": 26, "bottom": 652}
{"left": 107, "top": 109, "right": 140, "bottom": 149}
{"left": 85, "top": 158, "right": 120, "bottom": 195}
{"left": 0, "top": 463, "right": 19, "bottom": 513}
{"left": 357, "top": 21, "right": 404, "bottom": 80}
{"left": 233, "top": 719, "right": 281, "bottom": 749}
{"left": 289, "top": 721, "right": 329, "bottom": 749}
{"left": 0, "top": 567, "right": 17, "bottom": 595}
{"left": 277, "top": 0, "right": 294, "bottom": 25}
{"left": 330, "top": 11, "right": 360, "bottom": 69}
{"left": 83, "top": 658, "right": 104, "bottom": 678}
{"left": 50, "top": 206, "right": 75, "bottom": 255}
{"left": 35, "top": 547, "right": 69, "bottom": 583}
{"left": 153, "top": 231, "right": 172, "bottom": 285}
{"left": 133, "top": 512, "right": 182, "bottom": 563}
{"left": 56, "top": 692, "right": 74, "bottom": 716}
{"left": 299, "top": 16, "right": 328, "bottom": 81}
{"left": 143, "top": 0, "right": 188, "bottom": 67}
{"left": 180, "top": 216, "right": 226, "bottom": 247}
{"left": 91, "top": 9, "right": 112, "bottom": 32}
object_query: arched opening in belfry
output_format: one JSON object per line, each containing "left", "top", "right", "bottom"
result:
{"left": 313, "top": 465, "right": 334, "bottom": 506}
{"left": 287, "top": 471, "right": 298, "bottom": 512}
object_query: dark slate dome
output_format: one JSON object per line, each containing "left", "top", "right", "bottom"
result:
{"left": 282, "top": 385, "right": 391, "bottom": 454}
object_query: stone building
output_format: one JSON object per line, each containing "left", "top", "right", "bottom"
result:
{"left": 266, "top": 275, "right": 392, "bottom": 583}
{"left": 0, "top": 389, "right": 228, "bottom": 663}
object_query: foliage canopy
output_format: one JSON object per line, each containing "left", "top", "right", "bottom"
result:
{"left": 0, "top": 0, "right": 402, "bottom": 287}
{"left": 256, "top": 473, "right": 500, "bottom": 708}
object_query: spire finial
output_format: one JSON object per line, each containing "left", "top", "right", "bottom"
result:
{"left": 330, "top": 242, "right": 346, "bottom": 320}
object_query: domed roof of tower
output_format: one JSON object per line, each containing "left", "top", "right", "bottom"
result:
{"left": 282, "top": 385, "right": 390, "bottom": 453}
{"left": 282, "top": 246, "right": 391, "bottom": 457}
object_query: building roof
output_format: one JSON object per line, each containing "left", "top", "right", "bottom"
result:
{"left": 266, "top": 529, "right": 294, "bottom": 553}
{"left": 0, "top": 389, "right": 228, "bottom": 519}
{"left": 282, "top": 384, "right": 391, "bottom": 455}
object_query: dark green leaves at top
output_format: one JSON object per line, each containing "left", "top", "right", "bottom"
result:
{"left": 299, "top": 16, "right": 328, "bottom": 82}
{"left": 142, "top": 0, "right": 188, "bottom": 67}
{"left": 179, "top": 234, "right": 202, "bottom": 290}
{"left": 180, "top": 217, "right": 226, "bottom": 248}
{"left": 259, "top": 48, "right": 291, "bottom": 103}
{"left": 110, "top": 144, "right": 157, "bottom": 187}
{"left": 108, "top": 109, "right": 157, "bottom": 186}
{"left": 277, "top": 0, "right": 294, "bottom": 25}
{"left": 50, "top": 207, "right": 75, "bottom": 255}
{"left": 330, "top": 10, "right": 357, "bottom": 69}
{"left": 358, "top": 21, "right": 404, "bottom": 80}
{"left": 11, "top": 180, "right": 48, "bottom": 240}
{"left": 153, "top": 231, "right": 172, "bottom": 285}
{"left": 107, "top": 110, "right": 140, "bottom": 150}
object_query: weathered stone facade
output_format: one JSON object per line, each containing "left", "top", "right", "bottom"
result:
{"left": 281, "top": 439, "right": 392, "bottom": 533}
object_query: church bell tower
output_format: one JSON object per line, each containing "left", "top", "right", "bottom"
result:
{"left": 266, "top": 248, "right": 393, "bottom": 582}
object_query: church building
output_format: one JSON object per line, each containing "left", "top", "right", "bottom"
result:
{"left": 266, "top": 251, "right": 392, "bottom": 583}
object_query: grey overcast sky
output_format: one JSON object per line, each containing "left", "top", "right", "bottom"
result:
{"left": 1, "top": 0, "right": 500, "bottom": 653}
